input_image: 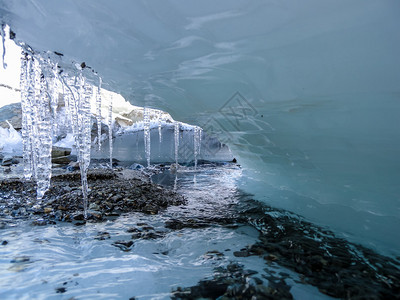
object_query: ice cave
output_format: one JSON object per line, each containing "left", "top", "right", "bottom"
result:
{"left": 0, "top": 1, "right": 399, "bottom": 299}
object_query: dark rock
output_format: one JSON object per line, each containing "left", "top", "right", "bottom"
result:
{"left": 1, "top": 156, "right": 13, "bottom": 166}
{"left": 1, "top": 240, "right": 8, "bottom": 245}
{"left": 112, "top": 240, "right": 134, "bottom": 252}
{"left": 233, "top": 250, "right": 250, "bottom": 257}
{"left": 11, "top": 256, "right": 30, "bottom": 263}
{"left": 51, "top": 156, "right": 71, "bottom": 165}
{"left": 94, "top": 232, "right": 110, "bottom": 240}
{"left": 73, "top": 213, "right": 85, "bottom": 221}
{"left": 52, "top": 146, "right": 72, "bottom": 158}
{"left": 55, "top": 287, "right": 66, "bottom": 293}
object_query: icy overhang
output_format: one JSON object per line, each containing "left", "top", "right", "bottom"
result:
{"left": 1, "top": 0, "right": 400, "bottom": 256}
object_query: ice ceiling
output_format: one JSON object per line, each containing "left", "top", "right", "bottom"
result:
{"left": 1, "top": 0, "right": 400, "bottom": 256}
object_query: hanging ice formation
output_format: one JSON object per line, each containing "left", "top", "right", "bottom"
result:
{"left": 62, "top": 72, "right": 93, "bottom": 218}
{"left": 158, "top": 111, "right": 162, "bottom": 144}
{"left": 143, "top": 107, "right": 151, "bottom": 167}
{"left": 20, "top": 53, "right": 53, "bottom": 201}
{"left": 108, "top": 94, "right": 113, "bottom": 168}
{"left": 174, "top": 121, "right": 180, "bottom": 166}
{"left": 194, "top": 126, "right": 202, "bottom": 170}
{"left": 50, "top": 62, "right": 60, "bottom": 132}
{"left": 1, "top": 23, "right": 7, "bottom": 69}
{"left": 96, "top": 77, "right": 102, "bottom": 151}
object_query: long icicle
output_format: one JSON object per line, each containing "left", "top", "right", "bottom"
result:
{"left": 20, "top": 55, "right": 53, "bottom": 202}
{"left": 174, "top": 122, "right": 180, "bottom": 166}
{"left": 20, "top": 52, "right": 33, "bottom": 180}
{"left": 96, "top": 77, "right": 102, "bottom": 151}
{"left": 158, "top": 111, "right": 162, "bottom": 144}
{"left": 194, "top": 126, "right": 200, "bottom": 170}
{"left": 143, "top": 107, "right": 151, "bottom": 167}
{"left": 108, "top": 94, "right": 113, "bottom": 169}
{"left": 50, "top": 62, "right": 59, "bottom": 133}
{"left": 35, "top": 68, "right": 53, "bottom": 201}
{"left": 62, "top": 72, "right": 92, "bottom": 218}
{"left": 0, "top": 24, "right": 7, "bottom": 69}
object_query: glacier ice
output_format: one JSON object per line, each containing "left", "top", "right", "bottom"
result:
{"left": 1, "top": 0, "right": 400, "bottom": 256}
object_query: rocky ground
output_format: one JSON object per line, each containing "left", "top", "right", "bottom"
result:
{"left": 165, "top": 196, "right": 400, "bottom": 300}
{"left": 0, "top": 168, "right": 185, "bottom": 226}
{"left": 1, "top": 166, "right": 400, "bottom": 299}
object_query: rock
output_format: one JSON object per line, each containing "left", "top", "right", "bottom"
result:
{"left": 94, "top": 232, "right": 110, "bottom": 240}
{"left": 129, "top": 163, "right": 144, "bottom": 170}
{"left": 51, "top": 146, "right": 71, "bottom": 158}
{"left": 67, "top": 161, "right": 80, "bottom": 171}
{"left": 0, "top": 103, "right": 22, "bottom": 130}
{"left": 112, "top": 240, "right": 134, "bottom": 251}
{"left": 44, "top": 207, "right": 53, "bottom": 214}
{"left": 51, "top": 156, "right": 71, "bottom": 165}
{"left": 10, "top": 256, "right": 30, "bottom": 263}
{"left": 233, "top": 250, "right": 250, "bottom": 257}
{"left": 115, "top": 116, "right": 133, "bottom": 127}
{"left": 89, "top": 203, "right": 100, "bottom": 211}
{"left": 1, "top": 240, "right": 8, "bottom": 245}
{"left": 55, "top": 287, "right": 66, "bottom": 293}
{"left": 73, "top": 213, "right": 85, "bottom": 220}
{"left": 1, "top": 156, "right": 13, "bottom": 166}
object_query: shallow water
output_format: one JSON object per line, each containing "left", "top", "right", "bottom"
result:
{"left": 0, "top": 164, "right": 334, "bottom": 299}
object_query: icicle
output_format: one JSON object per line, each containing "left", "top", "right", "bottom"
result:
{"left": 96, "top": 77, "right": 102, "bottom": 151}
{"left": 78, "top": 74, "right": 92, "bottom": 218}
{"left": 194, "top": 126, "right": 202, "bottom": 170}
{"left": 20, "top": 55, "right": 53, "bottom": 201}
{"left": 62, "top": 72, "right": 92, "bottom": 218}
{"left": 108, "top": 94, "right": 113, "bottom": 169}
{"left": 35, "top": 69, "right": 53, "bottom": 200}
{"left": 174, "top": 122, "right": 180, "bottom": 166}
{"left": 20, "top": 52, "right": 33, "bottom": 180}
{"left": 158, "top": 111, "right": 162, "bottom": 144}
{"left": 0, "top": 24, "right": 7, "bottom": 69}
{"left": 50, "top": 62, "right": 60, "bottom": 132}
{"left": 143, "top": 107, "right": 151, "bottom": 167}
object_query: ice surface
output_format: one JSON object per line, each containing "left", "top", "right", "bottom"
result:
{"left": 1, "top": 0, "right": 400, "bottom": 256}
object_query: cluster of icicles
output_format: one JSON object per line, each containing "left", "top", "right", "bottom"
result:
{"left": 19, "top": 51, "right": 110, "bottom": 218}
{"left": 144, "top": 107, "right": 203, "bottom": 169}
{"left": 18, "top": 51, "right": 203, "bottom": 218}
